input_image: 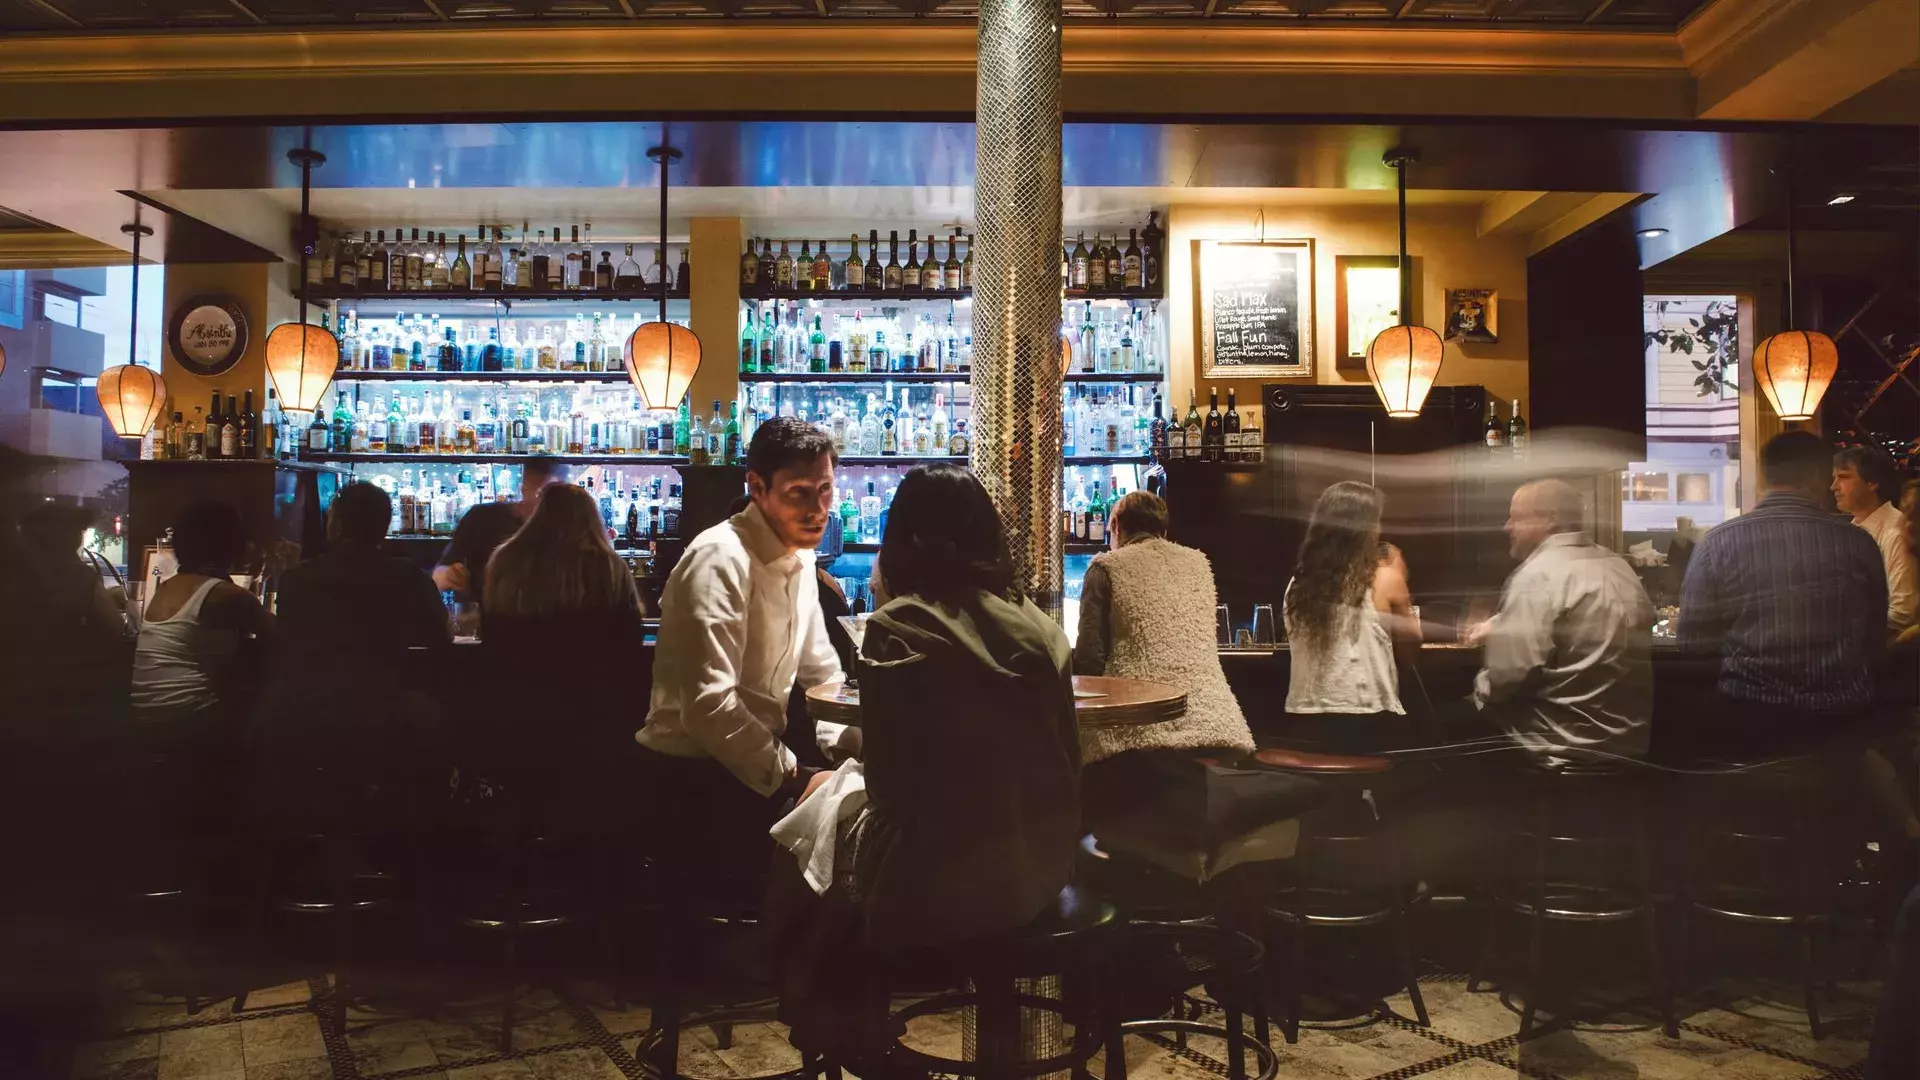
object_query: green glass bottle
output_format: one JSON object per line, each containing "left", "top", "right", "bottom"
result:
{"left": 673, "top": 398, "right": 692, "bottom": 456}
{"left": 740, "top": 314, "right": 757, "bottom": 374}
{"left": 724, "top": 400, "right": 742, "bottom": 464}
{"left": 809, "top": 315, "right": 828, "bottom": 374}
{"left": 839, "top": 486, "right": 859, "bottom": 544}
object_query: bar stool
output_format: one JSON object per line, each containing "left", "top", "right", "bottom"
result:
{"left": 1252, "top": 747, "right": 1429, "bottom": 1042}
{"left": 1681, "top": 756, "right": 1836, "bottom": 1039}
{"left": 1467, "top": 760, "right": 1676, "bottom": 1040}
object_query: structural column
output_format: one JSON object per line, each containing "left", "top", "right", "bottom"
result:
{"left": 972, "top": 0, "right": 1065, "bottom": 617}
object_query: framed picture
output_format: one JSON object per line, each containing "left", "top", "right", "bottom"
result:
{"left": 1197, "top": 239, "right": 1314, "bottom": 379}
{"left": 1335, "top": 255, "right": 1400, "bottom": 373}
{"left": 1444, "top": 288, "right": 1498, "bottom": 344}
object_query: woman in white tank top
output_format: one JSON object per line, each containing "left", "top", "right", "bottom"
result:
{"left": 1282, "top": 482, "right": 1421, "bottom": 753}
{"left": 131, "top": 502, "right": 271, "bottom": 727}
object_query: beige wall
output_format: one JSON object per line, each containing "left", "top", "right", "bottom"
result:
{"left": 1164, "top": 202, "right": 1531, "bottom": 418}
{"left": 157, "top": 261, "right": 295, "bottom": 421}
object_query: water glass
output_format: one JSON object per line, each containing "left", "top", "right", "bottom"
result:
{"left": 449, "top": 601, "right": 481, "bottom": 642}
{"left": 1234, "top": 628, "right": 1256, "bottom": 648}
{"left": 1215, "top": 604, "right": 1232, "bottom": 646}
{"left": 1251, "top": 604, "right": 1276, "bottom": 645}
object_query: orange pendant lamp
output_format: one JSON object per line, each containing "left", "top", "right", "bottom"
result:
{"left": 1753, "top": 180, "right": 1837, "bottom": 423}
{"left": 265, "top": 146, "right": 340, "bottom": 415}
{"left": 1365, "top": 150, "right": 1445, "bottom": 419}
{"left": 96, "top": 218, "right": 168, "bottom": 439}
{"left": 625, "top": 141, "right": 701, "bottom": 411}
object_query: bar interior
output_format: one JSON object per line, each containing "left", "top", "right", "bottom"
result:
{"left": 0, "top": 4, "right": 1916, "bottom": 1079}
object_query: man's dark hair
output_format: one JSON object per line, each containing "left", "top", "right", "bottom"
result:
{"left": 1761, "top": 431, "right": 1834, "bottom": 492}
{"left": 746, "top": 416, "right": 836, "bottom": 483}
{"left": 1111, "top": 490, "right": 1169, "bottom": 538}
{"left": 171, "top": 501, "right": 246, "bottom": 573}
{"left": 329, "top": 482, "right": 393, "bottom": 545}
{"left": 1834, "top": 445, "right": 1902, "bottom": 504}
{"left": 879, "top": 464, "right": 1015, "bottom": 603}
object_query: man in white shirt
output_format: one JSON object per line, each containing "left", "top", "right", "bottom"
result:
{"left": 1471, "top": 479, "right": 1655, "bottom": 760}
{"left": 638, "top": 416, "right": 843, "bottom": 873}
{"left": 1833, "top": 445, "right": 1917, "bottom": 631}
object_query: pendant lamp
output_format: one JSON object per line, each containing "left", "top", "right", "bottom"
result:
{"left": 625, "top": 141, "right": 701, "bottom": 411}
{"left": 1, "top": 340, "right": 7, "bottom": 378}
{"left": 97, "top": 217, "right": 168, "bottom": 439}
{"left": 265, "top": 145, "right": 340, "bottom": 415}
{"left": 1365, "top": 150, "right": 1445, "bottom": 419}
{"left": 1752, "top": 175, "right": 1837, "bottom": 422}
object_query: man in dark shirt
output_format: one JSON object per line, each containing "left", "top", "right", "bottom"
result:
{"left": 432, "top": 458, "right": 559, "bottom": 605}
{"left": 1677, "top": 431, "right": 1887, "bottom": 759}
{"left": 278, "top": 482, "right": 450, "bottom": 656}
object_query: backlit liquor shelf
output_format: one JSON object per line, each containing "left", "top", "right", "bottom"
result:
{"left": 299, "top": 287, "right": 679, "bottom": 304}
{"left": 333, "top": 370, "right": 635, "bottom": 384}
{"left": 737, "top": 371, "right": 1166, "bottom": 385}
{"left": 743, "top": 287, "right": 972, "bottom": 302}
{"left": 302, "top": 452, "right": 693, "bottom": 466}
{"left": 838, "top": 541, "right": 1111, "bottom": 556}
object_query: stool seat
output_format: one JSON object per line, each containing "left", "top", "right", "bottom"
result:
{"left": 1095, "top": 820, "right": 1302, "bottom": 885}
{"left": 1254, "top": 748, "right": 1392, "bottom": 774}
{"left": 1007, "top": 883, "right": 1119, "bottom": 941}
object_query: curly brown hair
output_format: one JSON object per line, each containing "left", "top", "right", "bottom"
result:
{"left": 1285, "top": 482, "right": 1384, "bottom": 649}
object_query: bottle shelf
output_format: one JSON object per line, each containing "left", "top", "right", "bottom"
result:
{"left": 836, "top": 455, "right": 967, "bottom": 467}
{"left": 332, "top": 370, "right": 634, "bottom": 384}
{"left": 740, "top": 371, "right": 968, "bottom": 385}
{"left": 1065, "top": 454, "right": 1155, "bottom": 466}
{"left": 1064, "top": 542, "right": 1109, "bottom": 555}
{"left": 1063, "top": 372, "right": 1165, "bottom": 384}
{"left": 302, "top": 287, "right": 681, "bottom": 304}
{"left": 743, "top": 287, "right": 972, "bottom": 302}
{"left": 302, "top": 452, "right": 692, "bottom": 466}
{"left": 1064, "top": 287, "right": 1165, "bottom": 302}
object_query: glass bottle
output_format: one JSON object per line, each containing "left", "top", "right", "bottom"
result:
{"left": 1141, "top": 210, "right": 1164, "bottom": 290}
{"left": 513, "top": 230, "right": 532, "bottom": 290}
{"left": 1123, "top": 229, "right": 1143, "bottom": 290}
{"left": 962, "top": 233, "right": 974, "bottom": 289}
{"left": 945, "top": 234, "right": 962, "bottom": 292}
{"left": 809, "top": 315, "right": 827, "bottom": 374}
{"left": 1183, "top": 389, "right": 1203, "bottom": 461}
{"left": 776, "top": 241, "right": 795, "bottom": 289}
{"left": 334, "top": 235, "right": 357, "bottom": 290}
{"left": 1071, "top": 232, "right": 1090, "bottom": 289}
{"left": 740, "top": 236, "right": 758, "bottom": 287}
{"left": 812, "top": 241, "right": 832, "bottom": 291}
{"left": 369, "top": 229, "right": 389, "bottom": 289}
{"left": 531, "top": 228, "right": 550, "bottom": 290}
{"left": 676, "top": 248, "right": 692, "bottom": 295}
{"left": 406, "top": 227, "right": 425, "bottom": 290}
{"left": 484, "top": 228, "right": 504, "bottom": 289}
{"left": 845, "top": 234, "right": 865, "bottom": 291}
{"left": 903, "top": 229, "right": 921, "bottom": 290}
{"left": 724, "top": 400, "right": 742, "bottom": 465}
{"left": 865, "top": 230, "right": 883, "bottom": 293}
{"left": 884, "top": 231, "right": 903, "bottom": 290}
{"left": 615, "top": 244, "right": 643, "bottom": 289}
{"left": 596, "top": 250, "right": 614, "bottom": 291}
{"left": 451, "top": 234, "right": 471, "bottom": 290}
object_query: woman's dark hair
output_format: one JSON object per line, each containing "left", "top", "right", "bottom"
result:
{"left": 747, "top": 415, "right": 837, "bottom": 484}
{"left": 485, "top": 482, "right": 638, "bottom": 617}
{"left": 171, "top": 501, "right": 246, "bottom": 574}
{"left": 1285, "top": 482, "right": 1384, "bottom": 649}
{"left": 878, "top": 464, "right": 1015, "bottom": 604}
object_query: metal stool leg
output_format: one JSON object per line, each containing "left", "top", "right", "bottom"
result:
{"left": 1519, "top": 797, "right": 1550, "bottom": 1041}
{"left": 1392, "top": 911, "right": 1430, "bottom": 1027}
{"left": 1634, "top": 800, "right": 1677, "bottom": 1039}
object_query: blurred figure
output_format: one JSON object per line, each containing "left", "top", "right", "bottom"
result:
{"left": 433, "top": 457, "right": 560, "bottom": 605}
{"left": 1281, "top": 482, "right": 1420, "bottom": 753}
{"left": 1679, "top": 432, "right": 1886, "bottom": 760}
{"left": 275, "top": 482, "right": 449, "bottom": 658}
{"left": 777, "top": 465, "right": 1080, "bottom": 1066}
{"left": 13, "top": 505, "right": 126, "bottom": 740}
{"left": 1472, "top": 479, "right": 1654, "bottom": 760}
{"left": 638, "top": 417, "right": 843, "bottom": 892}
{"left": 1834, "top": 445, "right": 1916, "bottom": 631}
{"left": 132, "top": 501, "right": 272, "bottom": 732}
{"left": 20, "top": 504, "right": 125, "bottom": 645}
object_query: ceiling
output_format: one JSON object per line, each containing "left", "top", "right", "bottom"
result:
{"left": 0, "top": 0, "right": 1714, "bottom": 32}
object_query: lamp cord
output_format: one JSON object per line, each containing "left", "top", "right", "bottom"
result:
{"left": 127, "top": 207, "right": 140, "bottom": 370}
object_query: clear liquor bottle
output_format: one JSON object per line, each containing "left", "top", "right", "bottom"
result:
{"left": 484, "top": 228, "right": 504, "bottom": 289}
{"left": 615, "top": 245, "right": 643, "bottom": 289}
{"left": 406, "top": 227, "right": 425, "bottom": 290}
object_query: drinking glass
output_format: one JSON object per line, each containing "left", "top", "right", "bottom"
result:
{"left": 1251, "top": 604, "right": 1276, "bottom": 645}
{"left": 450, "top": 601, "right": 481, "bottom": 642}
{"left": 1234, "top": 629, "right": 1256, "bottom": 648}
{"left": 1215, "top": 604, "right": 1232, "bottom": 646}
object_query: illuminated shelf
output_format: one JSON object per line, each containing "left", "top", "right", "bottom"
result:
{"left": 301, "top": 452, "right": 691, "bottom": 466}
{"left": 740, "top": 371, "right": 967, "bottom": 384}
{"left": 1063, "top": 372, "right": 1165, "bottom": 384}
{"left": 332, "top": 370, "right": 632, "bottom": 384}
{"left": 301, "top": 287, "right": 678, "bottom": 303}
{"left": 836, "top": 455, "right": 967, "bottom": 466}
{"left": 1064, "top": 287, "right": 1164, "bottom": 302}
{"left": 833, "top": 540, "right": 1108, "bottom": 556}
{"left": 1065, "top": 454, "right": 1154, "bottom": 466}
{"left": 743, "top": 287, "right": 971, "bottom": 302}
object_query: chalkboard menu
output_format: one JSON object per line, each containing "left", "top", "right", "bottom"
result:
{"left": 1198, "top": 239, "right": 1314, "bottom": 378}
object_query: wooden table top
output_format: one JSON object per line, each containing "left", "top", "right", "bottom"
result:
{"left": 805, "top": 674, "right": 1186, "bottom": 729}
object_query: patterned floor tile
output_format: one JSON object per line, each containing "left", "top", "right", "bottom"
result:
{"left": 156, "top": 1024, "right": 245, "bottom": 1080}
{"left": 236, "top": 984, "right": 312, "bottom": 1012}
{"left": 1418, "top": 1060, "right": 1523, "bottom": 1079}
{"left": 239, "top": 1014, "right": 326, "bottom": 1068}
{"left": 241, "top": 1063, "right": 332, "bottom": 1080}
{"left": 442, "top": 1062, "right": 536, "bottom": 1080}
{"left": 72, "top": 1034, "right": 161, "bottom": 1079}
{"left": 522, "top": 1046, "right": 626, "bottom": 1080}
{"left": 710, "top": 1021, "right": 806, "bottom": 1078}
{"left": 74, "top": 1060, "right": 160, "bottom": 1080}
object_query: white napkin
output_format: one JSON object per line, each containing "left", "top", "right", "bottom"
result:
{"left": 769, "top": 759, "right": 868, "bottom": 895}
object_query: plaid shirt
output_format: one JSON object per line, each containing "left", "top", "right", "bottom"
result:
{"left": 1678, "top": 492, "right": 1887, "bottom": 714}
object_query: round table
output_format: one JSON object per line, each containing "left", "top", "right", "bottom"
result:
{"left": 805, "top": 674, "right": 1185, "bottom": 728}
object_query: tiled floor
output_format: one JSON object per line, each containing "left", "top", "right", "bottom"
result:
{"left": 66, "top": 971, "right": 1880, "bottom": 1080}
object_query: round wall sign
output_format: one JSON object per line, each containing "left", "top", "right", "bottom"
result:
{"left": 167, "top": 294, "right": 249, "bottom": 378}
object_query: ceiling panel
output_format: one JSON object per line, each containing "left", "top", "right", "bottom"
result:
{"left": 0, "top": 0, "right": 1714, "bottom": 30}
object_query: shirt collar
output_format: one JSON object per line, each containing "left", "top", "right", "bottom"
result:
{"left": 734, "top": 502, "right": 812, "bottom": 573}
{"left": 1525, "top": 531, "right": 1592, "bottom": 563}
{"left": 1859, "top": 500, "right": 1900, "bottom": 531}
{"left": 1757, "top": 491, "right": 1823, "bottom": 514}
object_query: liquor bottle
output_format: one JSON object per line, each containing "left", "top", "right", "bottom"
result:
{"left": 672, "top": 398, "right": 692, "bottom": 456}
{"left": 860, "top": 480, "right": 882, "bottom": 542}
{"left": 405, "top": 227, "right": 424, "bottom": 290}
{"left": 180, "top": 406, "right": 205, "bottom": 460}
{"left": 704, "top": 399, "right": 724, "bottom": 463}
{"left": 810, "top": 315, "right": 828, "bottom": 374}
{"left": 962, "top": 233, "right": 974, "bottom": 289}
{"left": 596, "top": 250, "right": 614, "bottom": 291}
{"left": 332, "top": 235, "right": 356, "bottom": 291}
{"left": 646, "top": 245, "right": 667, "bottom": 287}
{"left": 531, "top": 228, "right": 550, "bottom": 290}
{"left": 861, "top": 230, "right": 881, "bottom": 293}
{"left": 425, "top": 231, "right": 445, "bottom": 288}
{"left": 751, "top": 239, "right": 772, "bottom": 288}
{"left": 776, "top": 241, "right": 796, "bottom": 289}
{"left": 1507, "top": 399, "right": 1528, "bottom": 452}
{"left": 352, "top": 232, "right": 372, "bottom": 290}
{"left": 450, "top": 234, "right": 471, "bottom": 290}
{"left": 1223, "top": 387, "right": 1241, "bottom": 462}
{"left": 368, "top": 230, "right": 388, "bottom": 289}
{"left": 1139, "top": 210, "right": 1165, "bottom": 291}
{"left": 740, "top": 236, "right": 758, "bottom": 288}
{"left": 237, "top": 390, "right": 257, "bottom": 459}
{"left": 1087, "top": 234, "right": 1107, "bottom": 292}
{"left": 484, "top": 229, "right": 504, "bottom": 289}
{"left": 724, "top": 400, "right": 742, "bottom": 465}
{"left": 1123, "top": 229, "right": 1143, "bottom": 290}
{"left": 1106, "top": 234, "right": 1125, "bottom": 293}
{"left": 1182, "top": 389, "right": 1203, "bottom": 462}
{"left": 839, "top": 486, "right": 860, "bottom": 545}
{"left": 1087, "top": 478, "right": 1109, "bottom": 545}
{"left": 812, "top": 241, "right": 832, "bottom": 292}
{"left": 739, "top": 314, "right": 757, "bottom": 374}
{"left": 1149, "top": 395, "right": 1170, "bottom": 462}
{"left": 615, "top": 244, "right": 643, "bottom": 289}
{"left": 676, "top": 248, "right": 692, "bottom": 295}
{"left": 1068, "top": 232, "right": 1089, "bottom": 289}
{"left": 944, "top": 234, "right": 962, "bottom": 292}
{"left": 1483, "top": 399, "right": 1506, "bottom": 450}
{"left": 759, "top": 309, "right": 777, "bottom": 373}
{"left": 902, "top": 229, "right": 921, "bottom": 290}
{"left": 1203, "top": 388, "right": 1223, "bottom": 463}
{"left": 845, "top": 234, "right": 865, "bottom": 291}
{"left": 882, "top": 231, "right": 902, "bottom": 291}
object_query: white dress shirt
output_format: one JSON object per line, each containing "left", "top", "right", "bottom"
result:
{"left": 1853, "top": 500, "right": 1917, "bottom": 630}
{"left": 638, "top": 503, "right": 843, "bottom": 796}
{"left": 1473, "top": 531, "right": 1655, "bottom": 760}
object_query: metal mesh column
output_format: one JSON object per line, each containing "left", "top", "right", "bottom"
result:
{"left": 972, "top": 0, "right": 1065, "bottom": 618}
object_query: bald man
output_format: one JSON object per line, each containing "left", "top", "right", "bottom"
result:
{"left": 1471, "top": 479, "right": 1656, "bottom": 761}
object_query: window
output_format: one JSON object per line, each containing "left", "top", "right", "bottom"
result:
{"left": 1625, "top": 296, "right": 1743, "bottom": 534}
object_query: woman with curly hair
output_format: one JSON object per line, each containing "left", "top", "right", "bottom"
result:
{"left": 1282, "top": 481, "right": 1421, "bottom": 753}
